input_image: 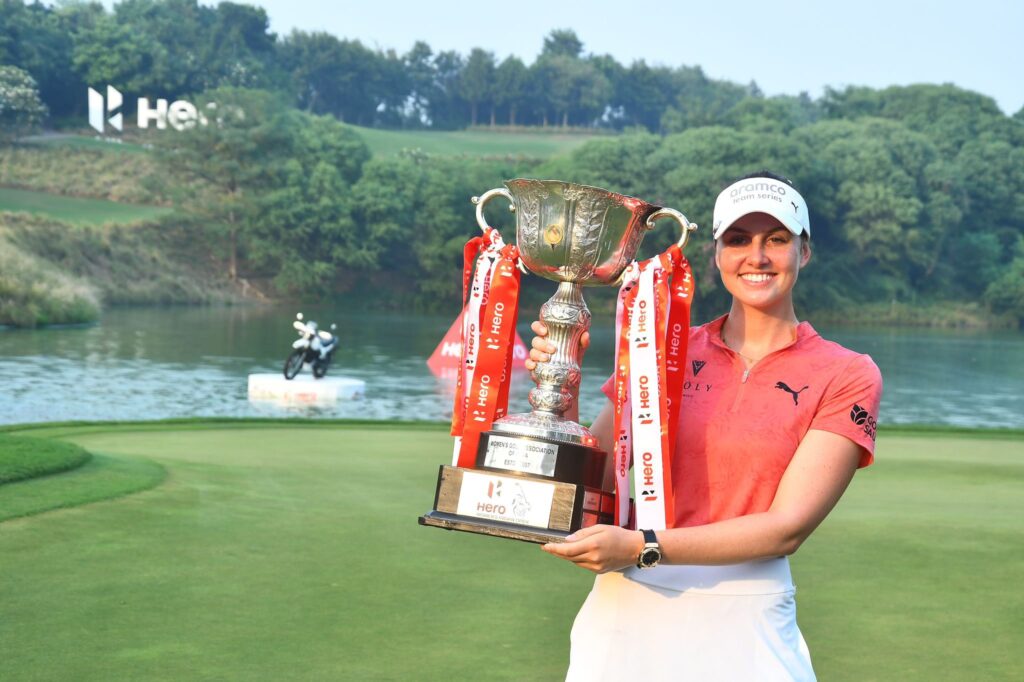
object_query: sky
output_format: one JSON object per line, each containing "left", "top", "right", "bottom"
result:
{"left": 96, "top": 0, "right": 1022, "bottom": 115}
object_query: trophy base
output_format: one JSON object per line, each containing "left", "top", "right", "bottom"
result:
{"left": 419, "top": 511, "right": 573, "bottom": 544}
{"left": 419, "top": 465, "right": 614, "bottom": 545}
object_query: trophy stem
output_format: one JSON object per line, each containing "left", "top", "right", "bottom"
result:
{"left": 529, "top": 281, "right": 591, "bottom": 418}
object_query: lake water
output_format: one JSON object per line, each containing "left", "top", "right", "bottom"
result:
{"left": 1, "top": 305, "right": 1022, "bottom": 429}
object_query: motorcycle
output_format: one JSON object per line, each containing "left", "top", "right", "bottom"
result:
{"left": 283, "top": 312, "right": 339, "bottom": 380}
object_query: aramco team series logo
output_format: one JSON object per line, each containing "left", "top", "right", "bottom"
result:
{"left": 88, "top": 85, "right": 234, "bottom": 134}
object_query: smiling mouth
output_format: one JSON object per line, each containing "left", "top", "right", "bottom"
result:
{"left": 740, "top": 273, "right": 775, "bottom": 283}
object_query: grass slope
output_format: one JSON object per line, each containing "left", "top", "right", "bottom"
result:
{"left": 24, "top": 134, "right": 151, "bottom": 155}
{"left": 0, "top": 434, "right": 91, "bottom": 484}
{"left": 346, "top": 125, "right": 601, "bottom": 158}
{"left": 0, "top": 423, "right": 1020, "bottom": 680}
{"left": 1, "top": 143, "right": 162, "bottom": 203}
{"left": 0, "top": 187, "right": 171, "bottom": 226}
{"left": 22, "top": 128, "right": 599, "bottom": 160}
{"left": 0, "top": 453, "right": 165, "bottom": 521}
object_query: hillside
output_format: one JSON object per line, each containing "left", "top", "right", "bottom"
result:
{"left": 0, "top": 126, "right": 586, "bottom": 327}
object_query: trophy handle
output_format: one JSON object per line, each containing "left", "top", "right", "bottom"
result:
{"left": 471, "top": 188, "right": 516, "bottom": 232}
{"left": 646, "top": 208, "right": 698, "bottom": 250}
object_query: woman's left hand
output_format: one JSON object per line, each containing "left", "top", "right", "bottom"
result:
{"left": 541, "top": 525, "right": 644, "bottom": 574}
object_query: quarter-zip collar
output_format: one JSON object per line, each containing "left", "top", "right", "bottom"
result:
{"left": 705, "top": 314, "right": 820, "bottom": 382}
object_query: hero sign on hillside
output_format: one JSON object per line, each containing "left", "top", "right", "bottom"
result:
{"left": 88, "top": 85, "right": 236, "bottom": 133}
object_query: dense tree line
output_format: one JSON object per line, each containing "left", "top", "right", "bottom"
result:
{"left": 2, "top": 0, "right": 765, "bottom": 130}
{"left": 149, "top": 84, "right": 1024, "bottom": 325}
{"left": 2, "top": 0, "right": 1023, "bottom": 324}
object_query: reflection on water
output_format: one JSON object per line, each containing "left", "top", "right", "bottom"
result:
{"left": 1, "top": 305, "right": 1022, "bottom": 428}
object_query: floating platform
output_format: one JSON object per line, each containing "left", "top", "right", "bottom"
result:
{"left": 247, "top": 373, "right": 365, "bottom": 405}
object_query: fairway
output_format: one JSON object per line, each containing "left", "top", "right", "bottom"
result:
{"left": 23, "top": 128, "right": 600, "bottom": 160}
{"left": 0, "top": 422, "right": 1021, "bottom": 681}
{"left": 346, "top": 125, "right": 602, "bottom": 158}
{"left": 0, "top": 187, "right": 171, "bottom": 226}
{"left": 22, "top": 134, "right": 151, "bottom": 155}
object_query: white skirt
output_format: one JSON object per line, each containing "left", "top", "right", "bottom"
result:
{"left": 566, "top": 558, "right": 815, "bottom": 681}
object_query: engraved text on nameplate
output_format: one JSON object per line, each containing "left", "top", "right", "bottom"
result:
{"left": 484, "top": 435, "right": 558, "bottom": 476}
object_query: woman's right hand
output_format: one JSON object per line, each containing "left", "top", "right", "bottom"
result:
{"left": 524, "top": 320, "right": 589, "bottom": 371}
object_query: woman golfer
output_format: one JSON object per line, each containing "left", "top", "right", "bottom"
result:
{"left": 527, "top": 171, "right": 882, "bottom": 681}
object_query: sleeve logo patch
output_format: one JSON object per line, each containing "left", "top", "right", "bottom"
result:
{"left": 850, "top": 404, "right": 877, "bottom": 441}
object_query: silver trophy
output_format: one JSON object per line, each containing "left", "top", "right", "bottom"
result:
{"left": 420, "top": 179, "right": 695, "bottom": 543}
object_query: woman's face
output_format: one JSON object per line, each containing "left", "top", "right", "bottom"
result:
{"left": 714, "top": 212, "right": 811, "bottom": 312}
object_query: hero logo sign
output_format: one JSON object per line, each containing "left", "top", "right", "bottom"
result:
{"left": 640, "top": 452, "right": 658, "bottom": 501}
{"left": 88, "top": 85, "right": 239, "bottom": 133}
{"left": 88, "top": 85, "right": 123, "bottom": 132}
{"left": 633, "top": 299, "right": 649, "bottom": 348}
{"left": 477, "top": 479, "right": 505, "bottom": 514}
{"left": 636, "top": 375, "right": 653, "bottom": 424}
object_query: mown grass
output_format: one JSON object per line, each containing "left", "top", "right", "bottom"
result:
{"left": 346, "top": 124, "right": 601, "bottom": 158}
{"left": 24, "top": 134, "right": 151, "bottom": 155}
{"left": 0, "top": 421, "right": 1020, "bottom": 681}
{"left": 19, "top": 128, "right": 598, "bottom": 161}
{"left": 0, "top": 433, "right": 91, "bottom": 484}
{"left": 0, "top": 454, "right": 165, "bottom": 521}
{"left": 0, "top": 143, "right": 163, "bottom": 203}
{"left": 0, "top": 187, "right": 172, "bottom": 226}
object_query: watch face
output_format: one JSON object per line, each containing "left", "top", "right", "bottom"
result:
{"left": 640, "top": 547, "right": 661, "bottom": 567}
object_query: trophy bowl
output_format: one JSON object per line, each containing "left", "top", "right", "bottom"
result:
{"left": 497, "top": 178, "right": 668, "bottom": 285}
{"left": 419, "top": 179, "right": 695, "bottom": 543}
{"left": 475, "top": 179, "right": 694, "bottom": 443}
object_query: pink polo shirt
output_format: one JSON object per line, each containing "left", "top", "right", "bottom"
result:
{"left": 602, "top": 315, "right": 882, "bottom": 528}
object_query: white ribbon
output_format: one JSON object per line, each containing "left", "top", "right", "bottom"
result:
{"left": 629, "top": 262, "right": 668, "bottom": 530}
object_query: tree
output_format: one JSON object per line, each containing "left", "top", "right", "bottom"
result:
{"left": 281, "top": 31, "right": 383, "bottom": 125}
{"left": 428, "top": 49, "right": 465, "bottom": 129}
{"left": 613, "top": 60, "right": 673, "bottom": 131}
{"left": 661, "top": 69, "right": 754, "bottom": 132}
{"left": 984, "top": 236, "right": 1024, "bottom": 325}
{"left": 542, "top": 29, "right": 583, "bottom": 58}
{"left": 493, "top": 56, "right": 528, "bottom": 125}
{"left": 199, "top": 2, "right": 279, "bottom": 90}
{"left": 533, "top": 54, "right": 609, "bottom": 127}
{"left": 0, "top": 65, "right": 48, "bottom": 142}
{"left": 155, "top": 88, "right": 294, "bottom": 281}
{"left": 536, "top": 130, "right": 662, "bottom": 198}
{"left": 255, "top": 114, "right": 372, "bottom": 292}
{"left": 458, "top": 48, "right": 495, "bottom": 126}
{"left": 71, "top": 13, "right": 150, "bottom": 95}
{"left": 723, "top": 94, "right": 820, "bottom": 134}
{"left": 403, "top": 41, "right": 436, "bottom": 126}
{"left": 823, "top": 84, "right": 1020, "bottom": 155}
{"left": 0, "top": 0, "right": 84, "bottom": 118}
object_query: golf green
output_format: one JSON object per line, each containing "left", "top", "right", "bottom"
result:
{"left": 0, "top": 422, "right": 1021, "bottom": 680}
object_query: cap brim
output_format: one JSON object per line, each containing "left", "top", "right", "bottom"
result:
{"left": 712, "top": 210, "right": 805, "bottom": 240}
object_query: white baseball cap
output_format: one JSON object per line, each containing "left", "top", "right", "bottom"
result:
{"left": 712, "top": 176, "right": 810, "bottom": 240}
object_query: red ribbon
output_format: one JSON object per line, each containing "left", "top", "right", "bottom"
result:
{"left": 452, "top": 238, "right": 521, "bottom": 467}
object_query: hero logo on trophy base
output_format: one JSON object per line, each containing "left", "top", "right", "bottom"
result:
{"left": 419, "top": 179, "right": 695, "bottom": 544}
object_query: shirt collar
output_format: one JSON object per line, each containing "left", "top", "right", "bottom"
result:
{"left": 706, "top": 314, "right": 819, "bottom": 354}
